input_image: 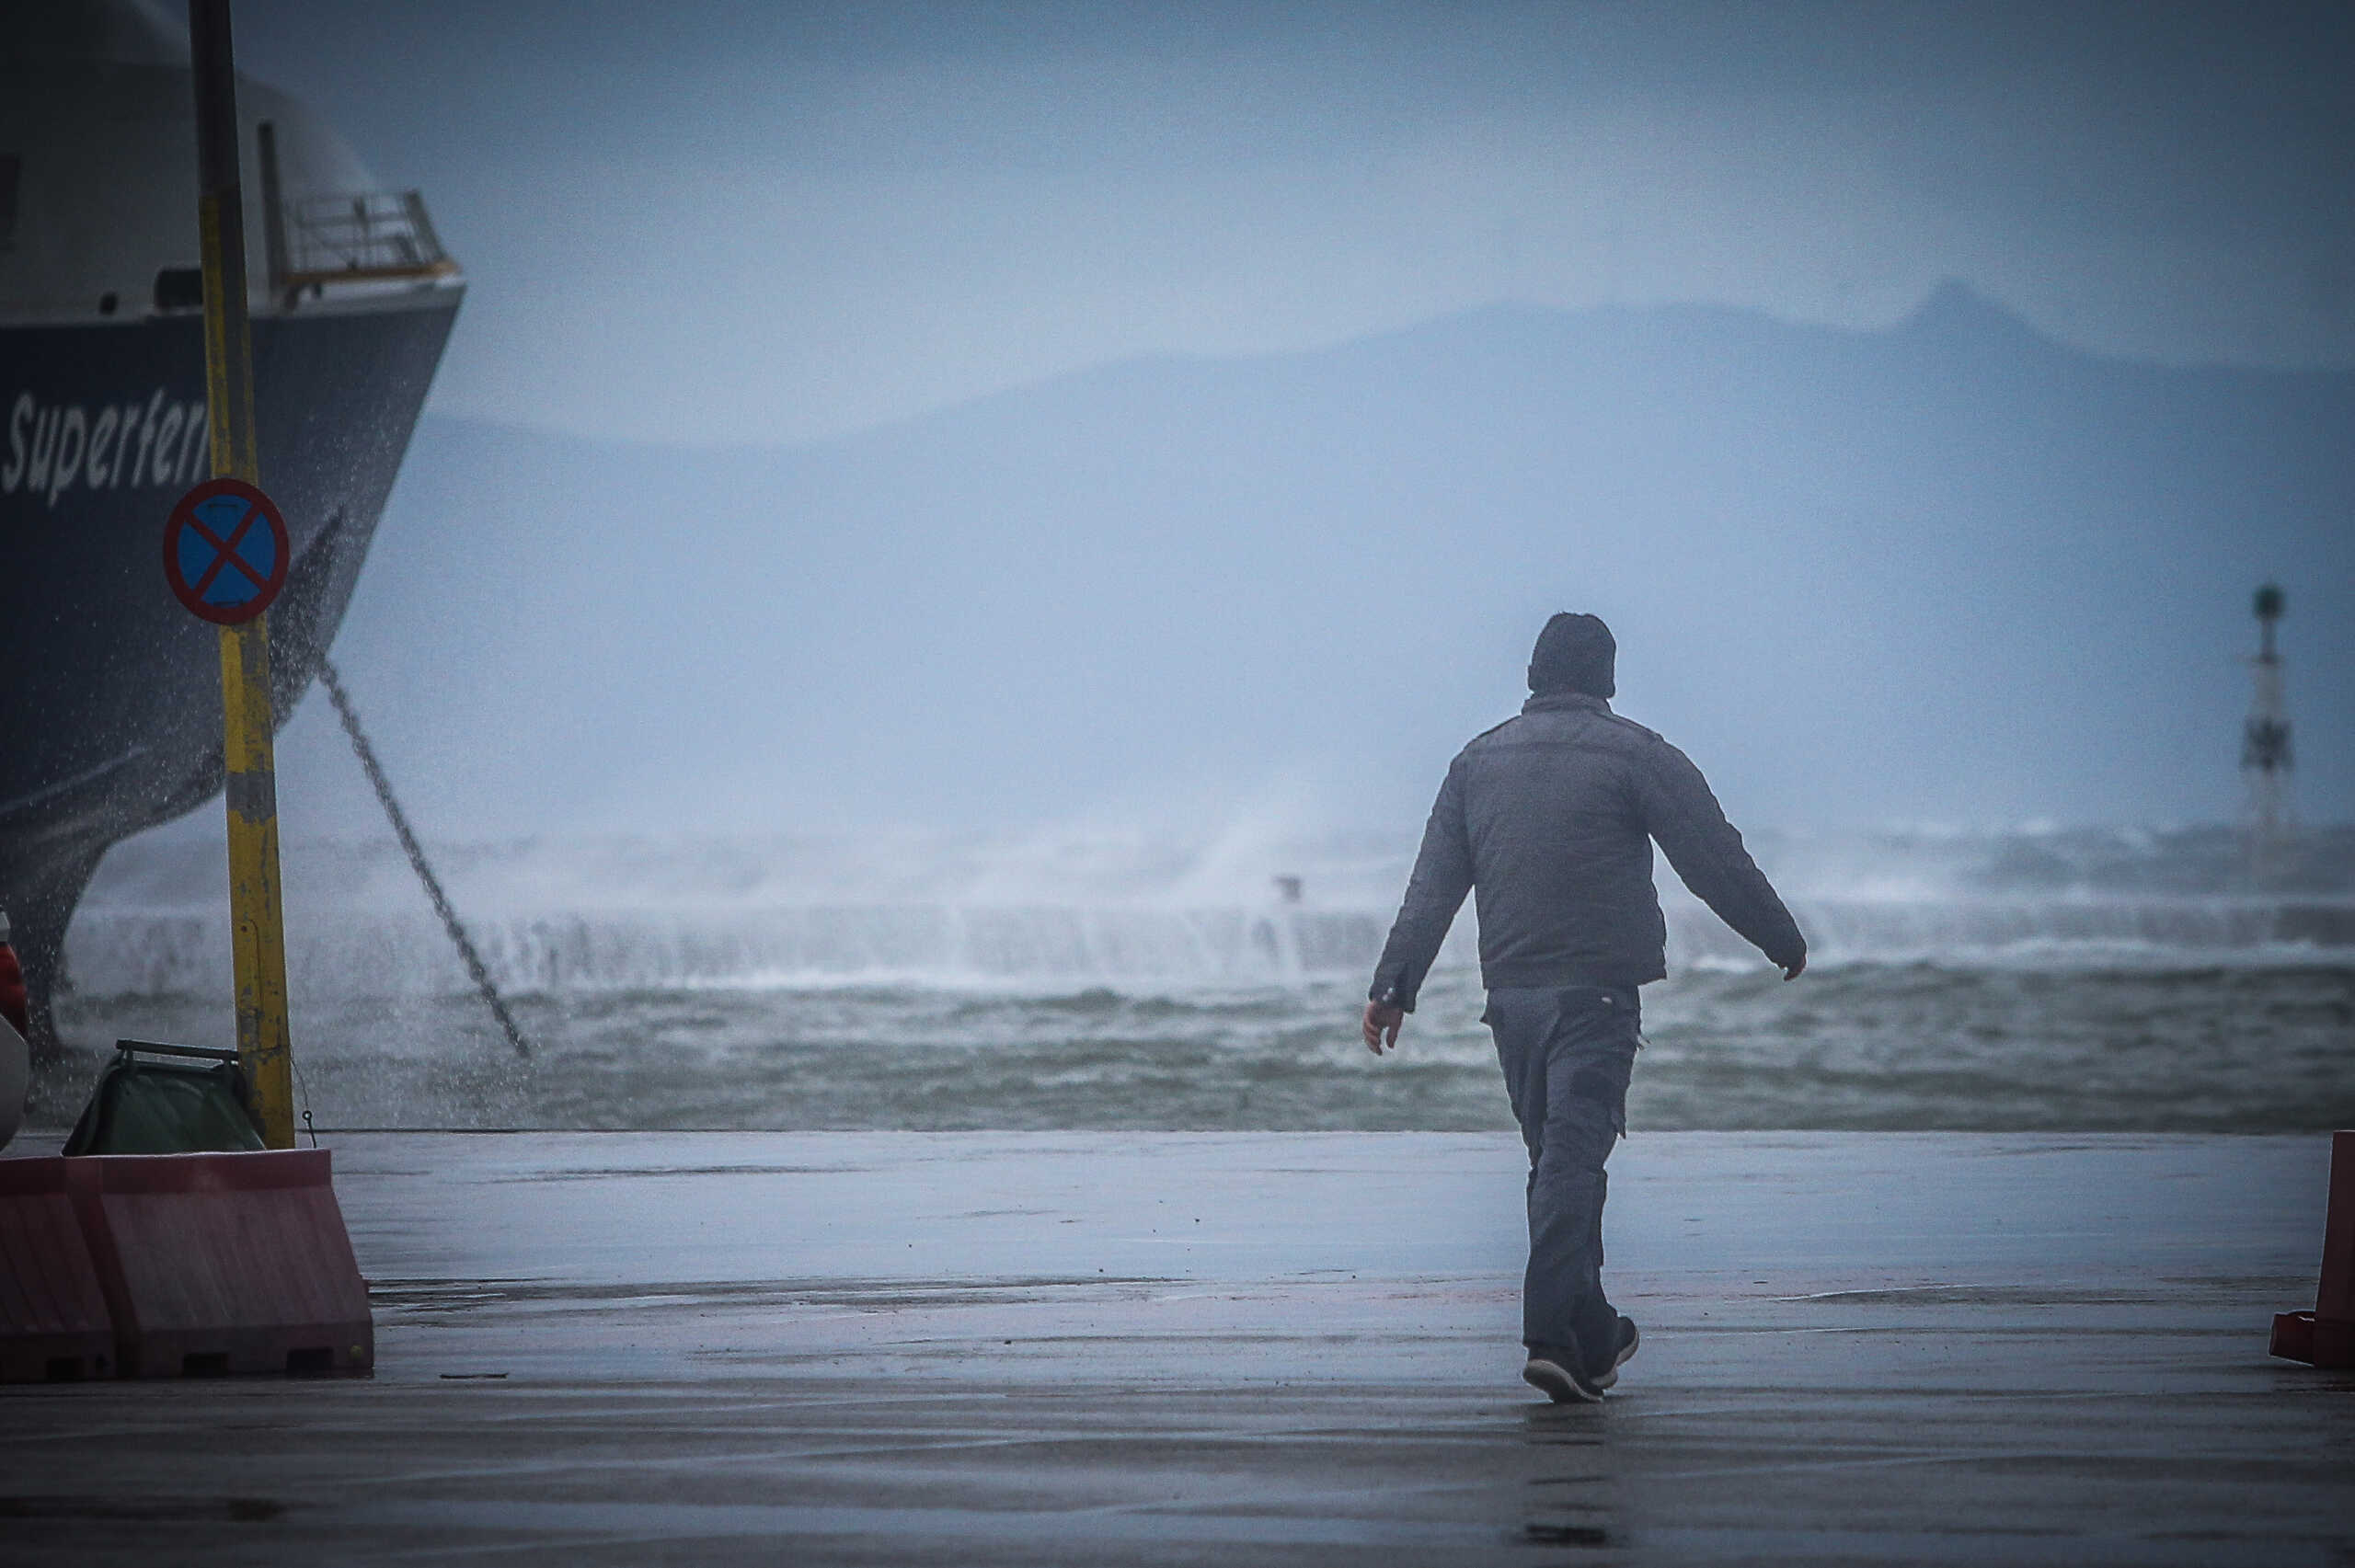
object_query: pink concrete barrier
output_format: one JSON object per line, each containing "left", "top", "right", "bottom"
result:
{"left": 2271, "top": 1129, "right": 2355, "bottom": 1369}
{"left": 66, "top": 1148, "right": 373, "bottom": 1378}
{"left": 0, "top": 1156, "right": 116, "bottom": 1381}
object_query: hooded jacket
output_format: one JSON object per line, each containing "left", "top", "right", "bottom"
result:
{"left": 1370, "top": 692, "right": 1805, "bottom": 1007}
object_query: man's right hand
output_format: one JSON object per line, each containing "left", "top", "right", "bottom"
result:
{"left": 1362, "top": 1001, "right": 1405, "bottom": 1055}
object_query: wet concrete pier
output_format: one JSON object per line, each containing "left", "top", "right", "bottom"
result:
{"left": 4, "top": 1130, "right": 2349, "bottom": 1563}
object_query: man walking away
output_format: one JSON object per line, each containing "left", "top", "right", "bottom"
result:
{"left": 1362, "top": 612, "right": 1807, "bottom": 1403}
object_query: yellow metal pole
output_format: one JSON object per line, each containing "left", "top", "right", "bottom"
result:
{"left": 191, "top": 0, "right": 293, "bottom": 1147}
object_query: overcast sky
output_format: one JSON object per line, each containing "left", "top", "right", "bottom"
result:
{"left": 235, "top": 0, "right": 2355, "bottom": 447}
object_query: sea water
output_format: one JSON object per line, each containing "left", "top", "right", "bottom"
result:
{"left": 35, "top": 826, "right": 2355, "bottom": 1134}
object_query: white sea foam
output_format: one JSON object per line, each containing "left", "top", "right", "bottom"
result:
{"left": 37, "top": 827, "right": 2347, "bottom": 1135}
{"left": 66, "top": 827, "right": 2353, "bottom": 1000}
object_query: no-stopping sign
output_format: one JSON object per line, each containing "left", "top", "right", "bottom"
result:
{"left": 164, "top": 477, "right": 289, "bottom": 625}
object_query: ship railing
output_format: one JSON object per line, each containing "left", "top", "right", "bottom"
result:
{"left": 256, "top": 121, "right": 458, "bottom": 306}
{"left": 274, "top": 190, "right": 458, "bottom": 292}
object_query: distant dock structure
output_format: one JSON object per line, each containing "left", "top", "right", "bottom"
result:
{"left": 2241, "top": 583, "right": 2295, "bottom": 885}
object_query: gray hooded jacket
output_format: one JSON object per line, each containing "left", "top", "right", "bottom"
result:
{"left": 1371, "top": 692, "right": 1805, "bottom": 1007}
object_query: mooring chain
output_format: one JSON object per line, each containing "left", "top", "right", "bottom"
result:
{"left": 316, "top": 658, "right": 534, "bottom": 1059}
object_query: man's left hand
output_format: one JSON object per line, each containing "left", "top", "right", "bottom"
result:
{"left": 1362, "top": 1001, "right": 1405, "bottom": 1055}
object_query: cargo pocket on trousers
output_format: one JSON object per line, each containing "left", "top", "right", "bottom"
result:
{"left": 1568, "top": 1046, "right": 1637, "bottom": 1143}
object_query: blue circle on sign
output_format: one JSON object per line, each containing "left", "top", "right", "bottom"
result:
{"left": 181, "top": 494, "right": 279, "bottom": 605}
{"left": 163, "top": 478, "right": 290, "bottom": 625}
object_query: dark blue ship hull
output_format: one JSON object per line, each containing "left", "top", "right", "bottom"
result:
{"left": 0, "top": 293, "right": 460, "bottom": 1054}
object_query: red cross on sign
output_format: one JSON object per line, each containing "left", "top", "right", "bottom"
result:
{"left": 164, "top": 477, "right": 290, "bottom": 625}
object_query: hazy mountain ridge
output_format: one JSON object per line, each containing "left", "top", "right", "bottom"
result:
{"left": 288, "top": 288, "right": 2351, "bottom": 838}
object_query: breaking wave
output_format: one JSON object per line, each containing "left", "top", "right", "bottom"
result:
{"left": 60, "top": 894, "right": 2355, "bottom": 1001}
{"left": 31, "top": 826, "right": 2354, "bottom": 1135}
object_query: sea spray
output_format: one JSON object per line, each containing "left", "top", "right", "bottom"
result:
{"left": 40, "top": 826, "right": 2353, "bottom": 1133}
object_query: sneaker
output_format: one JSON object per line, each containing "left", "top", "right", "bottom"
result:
{"left": 1587, "top": 1315, "right": 1640, "bottom": 1391}
{"left": 1522, "top": 1344, "right": 1604, "bottom": 1404}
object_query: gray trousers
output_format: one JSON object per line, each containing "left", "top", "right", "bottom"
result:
{"left": 1485, "top": 984, "right": 1640, "bottom": 1353}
